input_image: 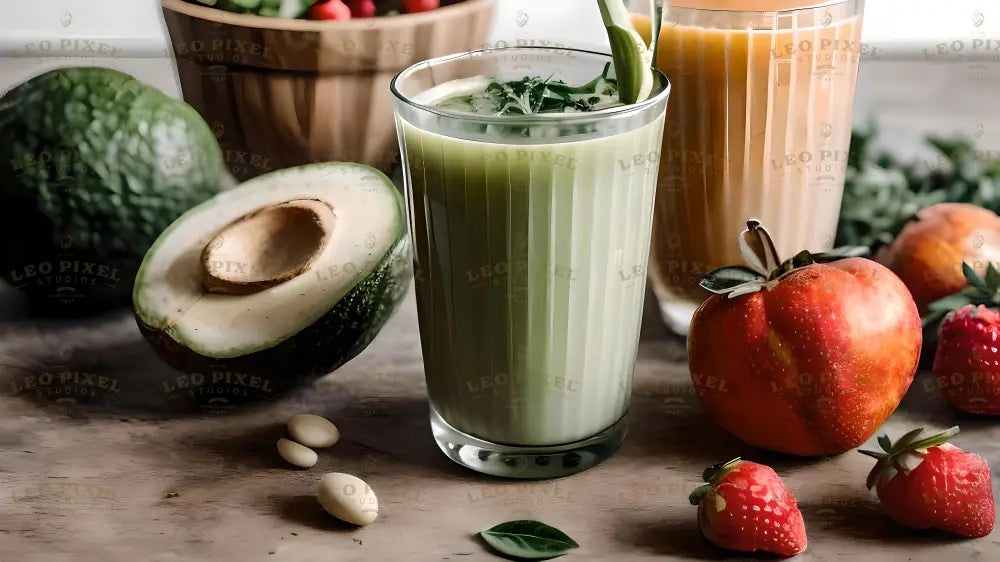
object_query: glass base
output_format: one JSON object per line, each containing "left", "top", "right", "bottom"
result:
{"left": 430, "top": 406, "right": 627, "bottom": 479}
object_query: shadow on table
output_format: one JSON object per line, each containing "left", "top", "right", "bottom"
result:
{"left": 799, "top": 492, "right": 975, "bottom": 546}
{"left": 0, "top": 309, "right": 188, "bottom": 415}
{"left": 269, "top": 494, "right": 366, "bottom": 532}
{"left": 612, "top": 513, "right": 771, "bottom": 560}
{"left": 154, "top": 390, "right": 472, "bottom": 481}
{"left": 616, "top": 504, "right": 969, "bottom": 560}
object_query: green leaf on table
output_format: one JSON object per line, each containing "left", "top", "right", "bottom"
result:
{"left": 699, "top": 266, "right": 763, "bottom": 294}
{"left": 479, "top": 520, "right": 580, "bottom": 559}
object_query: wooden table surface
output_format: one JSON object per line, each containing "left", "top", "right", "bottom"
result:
{"left": 3, "top": 59, "right": 1000, "bottom": 562}
{"left": 2, "top": 282, "right": 999, "bottom": 562}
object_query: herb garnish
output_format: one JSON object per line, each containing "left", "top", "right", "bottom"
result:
{"left": 439, "top": 63, "right": 620, "bottom": 116}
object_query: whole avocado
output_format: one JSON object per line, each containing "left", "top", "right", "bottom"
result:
{"left": 0, "top": 67, "right": 224, "bottom": 316}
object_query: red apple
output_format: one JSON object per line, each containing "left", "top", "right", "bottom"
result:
{"left": 688, "top": 220, "right": 922, "bottom": 456}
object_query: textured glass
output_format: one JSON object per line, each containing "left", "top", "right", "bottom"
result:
{"left": 392, "top": 48, "right": 670, "bottom": 448}
{"left": 649, "top": 0, "right": 866, "bottom": 333}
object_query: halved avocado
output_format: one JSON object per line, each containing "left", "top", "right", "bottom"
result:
{"left": 133, "top": 163, "right": 411, "bottom": 410}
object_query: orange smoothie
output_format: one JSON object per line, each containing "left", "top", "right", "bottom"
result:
{"left": 648, "top": 0, "right": 864, "bottom": 330}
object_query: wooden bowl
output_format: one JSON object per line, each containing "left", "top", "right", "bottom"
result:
{"left": 161, "top": 0, "right": 497, "bottom": 181}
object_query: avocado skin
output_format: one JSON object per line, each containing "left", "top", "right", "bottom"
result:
{"left": 136, "top": 235, "right": 412, "bottom": 412}
{"left": 0, "top": 67, "right": 223, "bottom": 316}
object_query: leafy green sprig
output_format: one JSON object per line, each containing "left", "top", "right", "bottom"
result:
{"left": 837, "top": 121, "right": 1000, "bottom": 251}
{"left": 441, "top": 63, "right": 619, "bottom": 117}
{"left": 923, "top": 262, "right": 1000, "bottom": 329}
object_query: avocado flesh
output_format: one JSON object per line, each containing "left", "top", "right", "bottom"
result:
{"left": 134, "top": 163, "right": 410, "bottom": 379}
{"left": 0, "top": 66, "right": 224, "bottom": 314}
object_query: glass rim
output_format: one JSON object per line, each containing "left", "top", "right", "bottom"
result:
{"left": 666, "top": 0, "right": 861, "bottom": 16}
{"left": 390, "top": 46, "right": 671, "bottom": 126}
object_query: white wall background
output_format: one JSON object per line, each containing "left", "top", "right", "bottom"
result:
{"left": 1, "top": 0, "right": 998, "bottom": 96}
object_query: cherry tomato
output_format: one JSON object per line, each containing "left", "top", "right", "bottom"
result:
{"left": 308, "top": 0, "right": 352, "bottom": 20}
{"left": 403, "top": 0, "right": 442, "bottom": 14}
{"left": 349, "top": 0, "right": 376, "bottom": 18}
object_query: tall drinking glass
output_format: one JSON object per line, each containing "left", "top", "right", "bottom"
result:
{"left": 649, "top": 0, "right": 865, "bottom": 334}
{"left": 391, "top": 47, "right": 670, "bottom": 478}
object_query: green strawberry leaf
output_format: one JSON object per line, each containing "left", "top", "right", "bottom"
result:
{"left": 861, "top": 427, "right": 960, "bottom": 491}
{"left": 700, "top": 266, "right": 763, "bottom": 294}
{"left": 908, "top": 426, "right": 960, "bottom": 451}
{"left": 688, "top": 483, "right": 714, "bottom": 506}
{"left": 963, "top": 262, "right": 991, "bottom": 294}
{"left": 987, "top": 263, "right": 1000, "bottom": 292}
{"left": 479, "top": 520, "right": 579, "bottom": 560}
{"left": 927, "top": 292, "right": 978, "bottom": 313}
{"left": 889, "top": 427, "right": 925, "bottom": 453}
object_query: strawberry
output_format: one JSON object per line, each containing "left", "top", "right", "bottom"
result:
{"left": 933, "top": 303, "right": 1000, "bottom": 414}
{"left": 860, "top": 426, "right": 995, "bottom": 538}
{"left": 308, "top": 0, "right": 352, "bottom": 20}
{"left": 689, "top": 458, "right": 807, "bottom": 556}
{"left": 929, "top": 263, "right": 1000, "bottom": 414}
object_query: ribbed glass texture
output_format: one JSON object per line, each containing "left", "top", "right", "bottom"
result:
{"left": 392, "top": 48, "right": 670, "bottom": 447}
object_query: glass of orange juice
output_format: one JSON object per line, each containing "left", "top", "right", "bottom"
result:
{"left": 647, "top": 0, "right": 866, "bottom": 333}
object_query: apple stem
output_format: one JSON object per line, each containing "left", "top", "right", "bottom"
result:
{"left": 739, "top": 220, "right": 783, "bottom": 277}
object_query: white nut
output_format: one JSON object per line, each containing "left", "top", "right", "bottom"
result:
{"left": 317, "top": 472, "right": 378, "bottom": 526}
{"left": 288, "top": 414, "right": 340, "bottom": 448}
{"left": 277, "top": 438, "right": 317, "bottom": 468}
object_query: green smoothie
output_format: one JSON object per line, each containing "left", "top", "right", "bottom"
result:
{"left": 399, "top": 74, "right": 666, "bottom": 446}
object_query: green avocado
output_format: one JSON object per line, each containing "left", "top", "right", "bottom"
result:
{"left": 0, "top": 67, "right": 224, "bottom": 316}
{"left": 133, "top": 163, "right": 411, "bottom": 411}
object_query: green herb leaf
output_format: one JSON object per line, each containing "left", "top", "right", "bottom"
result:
{"left": 479, "top": 520, "right": 580, "bottom": 560}
{"left": 459, "top": 74, "right": 620, "bottom": 119}
{"left": 699, "top": 266, "right": 763, "bottom": 294}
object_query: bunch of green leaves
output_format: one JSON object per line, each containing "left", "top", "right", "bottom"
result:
{"left": 836, "top": 120, "right": 1000, "bottom": 252}
{"left": 923, "top": 262, "right": 1000, "bottom": 329}
{"left": 189, "top": 0, "right": 317, "bottom": 18}
{"left": 451, "top": 63, "right": 619, "bottom": 117}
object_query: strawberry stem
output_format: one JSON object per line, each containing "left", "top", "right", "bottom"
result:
{"left": 860, "top": 426, "right": 960, "bottom": 490}
{"left": 700, "top": 220, "right": 869, "bottom": 297}
{"left": 703, "top": 457, "right": 742, "bottom": 483}
{"left": 688, "top": 483, "right": 713, "bottom": 506}
{"left": 690, "top": 458, "right": 742, "bottom": 506}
